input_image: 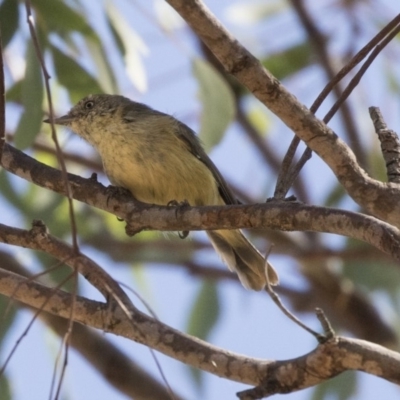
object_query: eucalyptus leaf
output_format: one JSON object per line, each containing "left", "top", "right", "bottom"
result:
{"left": 312, "top": 371, "right": 357, "bottom": 400}
{"left": 193, "top": 58, "right": 235, "bottom": 152}
{"left": 32, "top": 0, "right": 96, "bottom": 39}
{"left": 14, "top": 42, "right": 43, "bottom": 150}
{"left": 0, "top": 0, "right": 19, "bottom": 48}
{"left": 5, "top": 80, "right": 23, "bottom": 103}
{"left": 0, "top": 373, "right": 11, "bottom": 400}
{"left": 83, "top": 37, "right": 118, "bottom": 94}
{"left": 186, "top": 280, "right": 220, "bottom": 388}
{"left": 262, "top": 42, "right": 313, "bottom": 80}
{"left": 106, "top": 2, "right": 148, "bottom": 93}
{"left": 0, "top": 276, "right": 17, "bottom": 345}
{"left": 51, "top": 45, "right": 104, "bottom": 103}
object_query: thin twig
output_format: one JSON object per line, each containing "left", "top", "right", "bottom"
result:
{"left": 369, "top": 107, "right": 400, "bottom": 183}
{"left": 313, "top": 14, "right": 400, "bottom": 113}
{"left": 119, "top": 282, "right": 177, "bottom": 400}
{"left": 264, "top": 247, "right": 322, "bottom": 340}
{"left": 273, "top": 137, "right": 301, "bottom": 199}
{"left": 315, "top": 308, "right": 335, "bottom": 341}
{"left": 290, "top": 0, "right": 364, "bottom": 166}
{"left": 53, "top": 269, "right": 78, "bottom": 400}
{"left": 0, "top": 271, "right": 75, "bottom": 377}
{"left": 24, "top": 1, "right": 79, "bottom": 252}
{"left": 324, "top": 23, "right": 400, "bottom": 123}
{"left": 273, "top": 14, "right": 400, "bottom": 199}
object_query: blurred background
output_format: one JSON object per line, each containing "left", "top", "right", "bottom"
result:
{"left": 1, "top": 0, "right": 400, "bottom": 399}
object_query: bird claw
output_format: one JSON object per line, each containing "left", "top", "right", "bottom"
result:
{"left": 167, "top": 199, "right": 190, "bottom": 239}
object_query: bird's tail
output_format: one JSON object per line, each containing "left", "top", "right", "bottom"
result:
{"left": 207, "top": 230, "right": 279, "bottom": 291}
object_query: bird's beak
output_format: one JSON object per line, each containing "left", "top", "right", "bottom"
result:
{"left": 43, "top": 114, "right": 73, "bottom": 126}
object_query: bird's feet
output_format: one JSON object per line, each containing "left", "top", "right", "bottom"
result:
{"left": 167, "top": 199, "right": 190, "bottom": 239}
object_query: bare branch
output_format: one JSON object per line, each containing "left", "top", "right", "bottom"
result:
{"left": 0, "top": 220, "right": 133, "bottom": 310}
{"left": 369, "top": 107, "right": 400, "bottom": 183}
{"left": 237, "top": 337, "right": 400, "bottom": 399}
{"left": 2, "top": 144, "right": 400, "bottom": 263}
{"left": 165, "top": 0, "right": 400, "bottom": 226}
{"left": 24, "top": 1, "right": 79, "bottom": 251}
{"left": 0, "top": 266, "right": 399, "bottom": 393}
{"left": 0, "top": 253, "right": 185, "bottom": 400}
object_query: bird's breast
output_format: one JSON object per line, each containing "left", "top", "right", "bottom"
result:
{"left": 97, "top": 130, "right": 221, "bottom": 206}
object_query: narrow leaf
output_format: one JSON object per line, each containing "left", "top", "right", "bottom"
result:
{"left": 51, "top": 45, "right": 104, "bottom": 103}
{"left": 192, "top": 58, "right": 235, "bottom": 152}
{"left": 14, "top": 42, "right": 43, "bottom": 149}
{"left": 32, "top": 0, "right": 96, "bottom": 39}
{"left": 106, "top": 2, "right": 148, "bottom": 93}
{"left": 0, "top": 0, "right": 19, "bottom": 48}
{"left": 186, "top": 280, "right": 220, "bottom": 387}
{"left": 262, "top": 42, "right": 313, "bottom": 80}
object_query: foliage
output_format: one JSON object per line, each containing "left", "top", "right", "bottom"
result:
{"left": 1, "top": 1, "right": 400, "bottom": 399}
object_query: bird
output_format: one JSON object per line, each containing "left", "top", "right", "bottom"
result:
{"left": 47, "top": 94, "right": 279, "bottom": 290}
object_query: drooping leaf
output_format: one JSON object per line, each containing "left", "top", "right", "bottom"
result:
{"left": 312, "top": 371, "right": 357, "bottom": 400}
{"left": 192, "top": 58, "right": 235, "bottom": 152}
{"left": 106, "top": 2, "right": 148, "bottom": 93}
{"left": 342, "top": 242, "right": 400, "bottom": 293}
{"left": 186, "top": 280, "right": 220, "bottom": 388}
{"left": 0, "top": 280, "right": 17, "bottom": 345}
{"left": 5, "top": 79, "right": 23, "bottom": 103}
{"left": 51, "top": 45, "right": 104, "bottom": 103}
{"left": 0, "top": 372, "right": 11, "bottom": 400}
{"left": 0, "top": 0, "right": 19, "bottom": 48}
{"left": 324, "top": 182, "right": 346, "bottom": 207}
{"left": 83, "top": 37, "right": 118, "bottom": 94}
{"left": 14, "top": 42, "right": 43, "bottom": 149}
{"left": 32, "top": 0, "right": 96, "bottom": 40}
{"left": 262, "top": 42, "right": 314, "bottom": 80}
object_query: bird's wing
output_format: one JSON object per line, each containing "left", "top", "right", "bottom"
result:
{"left": 175, "top": 119, "right": 237, "bottom": 205}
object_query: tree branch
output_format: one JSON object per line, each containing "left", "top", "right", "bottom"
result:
{"left": 0, "top": 251, "right": 185, "bottom": 400}
{"left": 2, "top": 144, "right": 400, "bottom": 261}
{"left": 165, "top": 0, "right": 400, "bottom": 226}
{"left": 0, "top": 265, "right": 399, "bottom": 394}
{"left": 2, "top": 144, "right": 400, "bottom": 264}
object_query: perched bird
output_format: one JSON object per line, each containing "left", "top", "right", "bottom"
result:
{"left": 48, "top": 94, "right": 278, "bottom": 290}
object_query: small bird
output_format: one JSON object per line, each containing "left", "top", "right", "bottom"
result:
{"left": 47, "top": 94, "right": 278, "bottom": 290}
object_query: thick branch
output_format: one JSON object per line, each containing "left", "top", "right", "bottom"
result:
{"left": 2, "top": 144, "right": 400, "bottom": 264}
{"left": 0, "top": 266, "right": 399, "bottom": 393}
{"left": 238, "top": 337, "right": 400, "bottom": 399}
{"left": 165, "top": 0, "right": 400, "bottom": 226}
{"left": 0, "top": 251, "right": 183, "bottom": 400}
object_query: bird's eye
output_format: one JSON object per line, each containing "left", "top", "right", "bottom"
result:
{"left": 84, "top": 100, "right": 94, "bottom": 109}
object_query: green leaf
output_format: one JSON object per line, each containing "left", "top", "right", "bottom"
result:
{"left": 0, "top": 291, "right": 17, "bottom": 345}
{"left": 0, "top": 0, "right": 19, "bottom": 48}
{"left": 32, "top": 0, "right": 96, "bottom": 40}
{"left": 342, "top": 244, "right": 400, "bottom": 293}
{"left": 105, "top": 2, "right": 148, "bottom": 93}
{"left": 0, "top": 171, "right": 26, "bottom": 216}
{"left": 324, "top": 182, "right": 346, "bottom": 207}
{"left": 312, "top": 371, "right": 357, "bottom": 400}
{"left": 186, "top": 280, "right": 220, "bottom": 388}
{"left": 14, "top": 42, "right": 43, "bottom": 150}
{"left": 262, "top": 42, "right": 314, "bottom": 80}
{"left": 83, "top": 37, "right": 118, "bottom": 94}
{"left": 51, "top": 45, "right": 104, "bottom": 103}
{"left": 192, "top": 58, "right": 235, "bottom": 152}
{"left": 5, "top": 79, "right": 23, "bottom": 103}
{"left": 0, "top": 372, "right": 11, "bottom": 400}
{"left": 106, "top": 14, "right": 125, "bottom": 57}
